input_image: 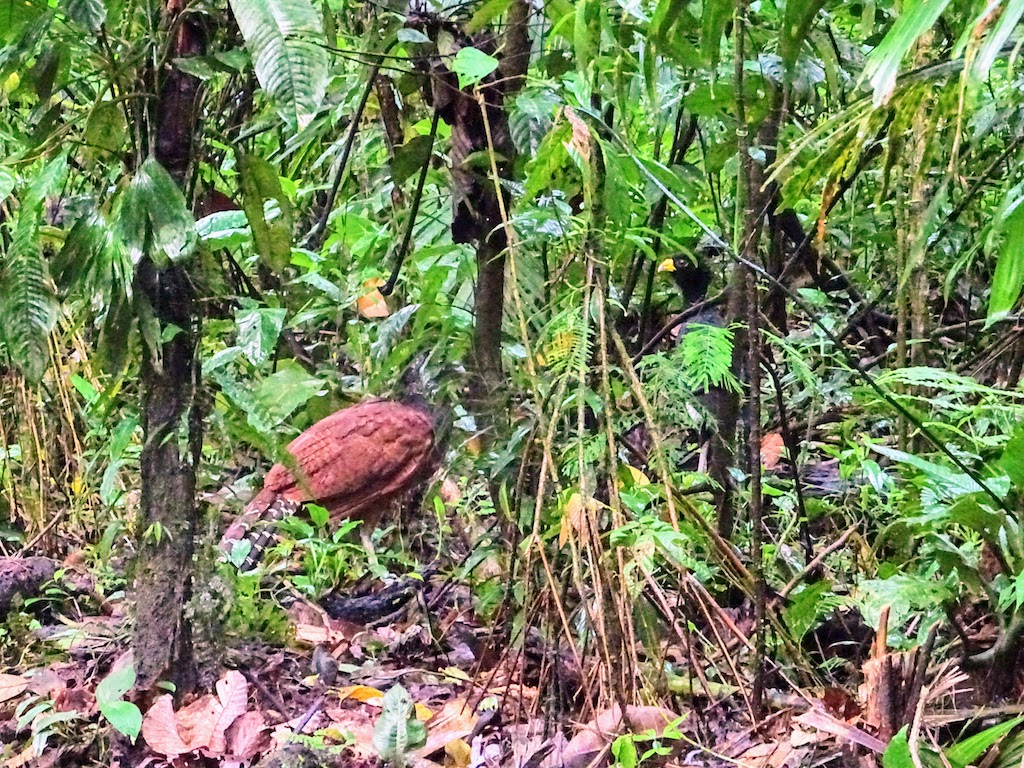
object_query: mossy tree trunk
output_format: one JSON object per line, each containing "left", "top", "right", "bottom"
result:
{"left": 131, "top": 0, "right": 205, "bottom": 696}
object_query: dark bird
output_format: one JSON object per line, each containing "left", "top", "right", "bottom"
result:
{"left": 656, "top": 255, "right": 714, "bottom": 307}
{"left": 220, "top": 398, "right": 439, "bottom": 570}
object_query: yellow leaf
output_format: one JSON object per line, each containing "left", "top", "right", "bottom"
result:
{"left": 445, "top": 738, "right": 472, "bottom": 767}
{"left": 623, "top": 465, "right": 650, "bottom": 486}
{"left": 415, "top": 702, "right": 433, "bottom": 721}
{"left": 337, "top": 685, "right": 384, "bottom": 705}
{"left": 441, "top": 667, "right": 472, "bottom": 682}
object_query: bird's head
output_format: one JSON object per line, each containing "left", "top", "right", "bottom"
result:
{"left": 657, "top": 253, "right": 713, "bottom": 306}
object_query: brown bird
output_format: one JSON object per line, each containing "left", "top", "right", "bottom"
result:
{"left": 220, "top": 399, "right": 438, "bottom": 569}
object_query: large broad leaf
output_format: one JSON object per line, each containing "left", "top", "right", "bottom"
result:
{"left": 451, "top": 46, "right": 498, "bottom": 89}
{"left": 779, "top": 0, "right": 828, "bottom": 71}
{"left": 53, "top": 210, "right": 133, "bottom": 302}
{"left": 862, "top": 0, "right": 952, "bottom": 106}
{"left": 235, "top": 303, "right": 286, "bottom": 365}
{"left": 227, "top": 0, "right": 327, "bottom": 129}
{"left": 60, "top": 0, "right": 106, "bottom": 31}
{"left": 237, "top": 152, "right": 293, "bottom": 273}
{"left": 0, "top": 0, "right": 49, "bottom": 42}
{"left": 700, "top": 0, "right": 732, "bottom": 69}
{"left": 987, "top": 187, "right": 1024, "bottom": 323}
{"left": 118, "top": 157, "right": 197, "bottom": 268}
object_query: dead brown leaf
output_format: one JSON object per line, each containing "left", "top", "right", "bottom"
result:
{"left": 0, "top": 673, "right": 26, "bottom": 703}
{"left": 141, "top": 694, "right": 192, "bottom": 757}
{"left": 210, "top": 670, "right": 249, "bottom": 753}
{"left": 761, "top": 432, "right": 785, "bottom": 470}
{"left": 561, "top": 705, "right": 685, "bottom": 768}
{"left": 225, "top": 710, "right": 270, "bottom": 760}
{"left": 411, "top": 697, "right": 478, "bottom": 761}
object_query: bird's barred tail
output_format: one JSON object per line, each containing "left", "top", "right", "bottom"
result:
{"left": 233, "top": 497, "right": 301, "bottom": 571}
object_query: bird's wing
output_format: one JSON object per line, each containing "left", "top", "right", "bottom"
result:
{"left": 263, "top": 401, "right": 435, "bottom": 510}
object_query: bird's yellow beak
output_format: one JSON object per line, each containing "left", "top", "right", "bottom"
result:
{"left": 657, "top": 258, "right": 676, "bottom": 273}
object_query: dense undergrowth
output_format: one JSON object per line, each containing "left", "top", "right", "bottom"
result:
{"left": 3, "top": 0, "right": 1024, "bottom": 765}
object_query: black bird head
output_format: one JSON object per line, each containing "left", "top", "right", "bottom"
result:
{"left": 657, "top": 254, "right": 713, "bottom": 306}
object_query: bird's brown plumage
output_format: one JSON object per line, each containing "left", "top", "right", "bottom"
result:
{"left": 220, "top": 399, "right": 437, "bottom": 561}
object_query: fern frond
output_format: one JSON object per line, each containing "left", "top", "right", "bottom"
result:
{"left": 538, "top": 306, "right": 591, "bottom": 377}
{"left": 0, "top": 209, "right": 59, "bottom": 383}
{"left": 679, "top": 323, "right": 740, "bottom": 393}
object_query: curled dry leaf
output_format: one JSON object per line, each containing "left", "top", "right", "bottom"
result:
{"left": 410, "top": 697, "right": 478, "bottom": 761}
{"left": 563, "top": 106, "right": 591, "bottom": 162}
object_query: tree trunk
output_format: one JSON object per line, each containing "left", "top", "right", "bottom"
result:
{"left": 429, "top": 0, "right": 531, "bottom": 393}
{"left": 132, "top": 0, "right": 205, "bottom": 696}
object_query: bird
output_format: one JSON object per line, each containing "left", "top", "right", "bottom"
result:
{"left": 656, "top": 254, "right": 714, "bottom": 307}
{"left": 220, "top": 398, "right": 439, "bottom": 570}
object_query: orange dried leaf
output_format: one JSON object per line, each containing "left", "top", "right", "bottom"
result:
{"left": 760, "top": 432, "right": 785, "bottom": 470}
{"left": 3, "top": 744, "right": 35, "bottom": 768}
{"left": 177, "top": 694, "right": 222, "bottom": 752}
{"left": 356, "top": 289, "right": 390, "bottom": 318}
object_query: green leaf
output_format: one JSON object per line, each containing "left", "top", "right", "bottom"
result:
{"left": 574, "top": 0, "right": 594, "bottom": 74}
{"left": 397, "top": 28, "right": 429, "bottom": 43}
{"left": 451, "top": 47, "right": 499, "bottom": 89}
{"left": 987, "top": 191, "right": 1024, "bottom": 323}
{"left": 465, "top": 0, "right": 512, "bottom": 33}
{"left": 882, "top": 728, "right": 913, "bottom": 768}
{"left": 1000, "top": 422, "right": 1024, "bottom": 490}
{"left": 870, "top": 444, "right": 989, "bottom": 499}
{"left": 195, "top": 209, "right": 250, "bottom": 249}
{"left": 95, "top": 663, "right": 143, "bottom": 741}
{"left": 0, "top": 168, "right": 15, "bottom": 201}
{"left": 236, "top": 305, "right": 286, "bottom": 365}
{"left": 700, "top": 0, "right": 731, "bottom": 69}
{"left": 60, "top": 0, "right": 106, "bottom": 30}
{"left": 249, "top": 364, "right": 325, "bottom": 430}
{"left": 779, "top": 0, "right": 827, "bottom": 70}
{"left": 308, "top": 502, "right": 329, "bottom": 528}
{"left": 228, "top": 0, "right": 328, "bottom": 128}
{"left": 944, "top": 715, "right": 1023, "bottom": 767}
{"left": 100, "top": 700, "right": 142, "bottom": 742}
{"left": 83, "top": 102, "right": 127, "bottom": 161}
{"left": 118, "top": 157, "right": 197, "bottom": 268}
{"left": 611, "top": 735, "right": 638, "bottom": 768}
{"left": 238, "top": 151, "right": 293, "bottom": 273}
{"left": 0, "top": 207, "right": 58, "bottom": 383}
{"left": 391, "top": 134, "right": 434, "bottom": 186}
{"left": 862, "top": 0, "right": 952, "bottom": 106}
{"left": 96, "top": 661, "right": 135, "bottom": 703}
